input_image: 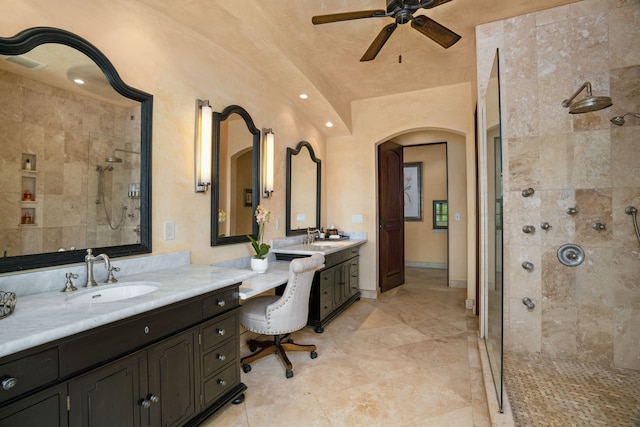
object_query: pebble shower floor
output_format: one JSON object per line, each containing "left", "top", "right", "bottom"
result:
{"left": 504, "top": 352, "right": 640, "bottom": 426}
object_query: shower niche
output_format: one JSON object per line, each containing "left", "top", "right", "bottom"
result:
{"left": 19, "top": 154, "right": 38, "bottom": 226}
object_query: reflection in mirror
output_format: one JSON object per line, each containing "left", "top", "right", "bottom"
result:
{"left": 484, "top": 50, "right": 504, "bottom": 411}
{"left": 286, "top": 141, "right": 321, "bottom": 235}
{"left": 211, "top": 105, "right": 259, "bottom": 246}
{"left": 0, "top": 27, "right": 152, "bottom": 273}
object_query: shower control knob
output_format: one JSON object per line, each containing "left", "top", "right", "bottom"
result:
{"left": 522, "top": 225, "right": 535, "bottom": 234}
{"left": 566, "top": 207, "right": 578, "bottom": 215}
{"left": 522, "top": 261, "right": 534, "bottom": 271}
{"left": 593, "top": 222, "right": 606, "bottom": 231}
{"left": 566, "top": 251, "right": 578, "bottom": 260}
{"left": 540, "top": 222, "right": 552, "bottom": 230}
{"left": 521, "top": 188, "right": 535, "bottom": 197}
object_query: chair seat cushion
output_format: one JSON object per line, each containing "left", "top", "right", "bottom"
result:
{"left": 241, "top": 295, "right": 288, "bottom": 334}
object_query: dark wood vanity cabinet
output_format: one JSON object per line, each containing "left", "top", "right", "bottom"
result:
{"left": 278, "top": 245, "right": 361, "bottom": 333}
{"left": 0, "top": 284, "right": 245, "bottom": 427}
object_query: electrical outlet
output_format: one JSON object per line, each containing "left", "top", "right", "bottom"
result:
{"left": 275, "top": 218, "right": 280, "bottom": 231}
{"left": 352, "top": 214, "right": 363, "bottom": 224}
{"left": 455, "top": 213, "right": 461, "bottom": 221}
{"left": 164, "top": 221, "right": 175, "bottom": 240}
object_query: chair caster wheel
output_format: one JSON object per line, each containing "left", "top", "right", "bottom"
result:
{"left": 315, "top": 326, "right": 324, "bottom": 333}
{"left": 242, "top": 364, "right": 252, "bottom": 373}
{"left": 249, "top": 346, "right": 257, "bottom": 352}
{"left": 285, "top": 369, "right": 293, "bottom": 378}
{"left": 310, "top": 350, "right": 318, "bottom": 359}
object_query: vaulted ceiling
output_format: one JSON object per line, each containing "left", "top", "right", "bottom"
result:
{"left": 139, "top": 0, "right": 580, "bottom": 135}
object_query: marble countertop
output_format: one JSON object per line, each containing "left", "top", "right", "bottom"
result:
{"left": 271, "top": 238, "right": 366, "bottom": 256}
{"left": 0, "top": 264, "right": 256, "bottom": 359}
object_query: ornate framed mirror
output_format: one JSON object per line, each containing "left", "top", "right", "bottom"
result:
{"left": 0, "top": 27, "right": 152, "bottom": 273}
{"left": 211, "top": 105, "right": 259, "bottom": 245}
{"left": 286, "top": 141, "right": 321, "bottom": 236}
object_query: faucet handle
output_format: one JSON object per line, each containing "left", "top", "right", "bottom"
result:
{"left": 105, "top": 265, "right": 120, "bottom": 284}
{"left": 62, "top": 272, "right": 79, "bottom": 292}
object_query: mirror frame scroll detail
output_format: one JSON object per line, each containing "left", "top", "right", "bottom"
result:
{"left": 286, "top": 141, "right": 321, "bottom": 236}
{"left": 210, "top": 105, "right": 260, "bottom": 246}
{"left": 0, "top": 27, "right": 153, "bottom": 273}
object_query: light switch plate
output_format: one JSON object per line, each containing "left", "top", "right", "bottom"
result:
{"left": 352, "top": 214, "right": 363, "bottom": 224}
{"left": 164, "top": 221, "right": 175, "bottom": 240}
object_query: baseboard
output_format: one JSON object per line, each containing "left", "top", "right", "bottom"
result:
{"left": 449, "top": 279, "right": 467, "bottom": 288}
{"left": 405, "top": 262, "right": 447, "bottom": 269}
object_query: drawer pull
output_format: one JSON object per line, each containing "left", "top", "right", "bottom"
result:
{"left": 140, "top": 394, "right": 159, "bottom": 408}
{"left": 217, "top": 300, "right": 226, "bottom": 307}
{"left": 217, "top": 354, "right": 226, "bottom": 361}
{"left": 217, "top": 328, "right": 226, "bottom": 336}
{"left": 2, "top": 377, "right": 17, "bottom": 391}
{"left": 144, "top": 326, "right": 150, "bottom": 334}
{"left": 217, "top": 379, "right": 227, "bottom": 386}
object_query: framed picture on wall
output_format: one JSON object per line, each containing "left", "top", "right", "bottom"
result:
{"left": 404, "top": 162, "right": 422, "bottom": 221}
{"left": 244, "top": 188, "right": 252, "bottom": 206}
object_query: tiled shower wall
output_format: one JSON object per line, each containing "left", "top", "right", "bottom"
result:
{"left": 477, "top": 0, "right": 640, "bottom": 370}
{"left": 0, "top": 68, "right": 140, "bottom": 257}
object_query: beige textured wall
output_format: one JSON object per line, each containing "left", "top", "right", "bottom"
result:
{"left": 325, "top": 83, "right": 477, "bottom": 299}
{"left": 0, "top": 0, "right": 326, "bottom": 266}
{"left": 477, "top": 0, "right": 640, "bottom": 369}
{"left": 403, "top": 144, "right": 448, "bottom": 266}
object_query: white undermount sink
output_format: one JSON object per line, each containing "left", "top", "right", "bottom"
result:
{"left": 66, "top": 282, "right": 160, "bottom": 304}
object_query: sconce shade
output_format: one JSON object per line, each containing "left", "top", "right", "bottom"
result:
{"left": 263, "top": 128, "right": 275, "bottom": 197}
{"left": 196, "top": 99, "right": 212, "bottom": 192}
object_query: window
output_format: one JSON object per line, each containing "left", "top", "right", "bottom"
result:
{"left": 433, "top": 200, "right": 448, "bottom": 229}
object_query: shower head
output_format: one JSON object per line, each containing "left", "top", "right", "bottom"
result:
{"left": 105, "top": 148, "right": 140, "bottom": 164}
{"left": 105, "top": 156, "right": 122, "bottom": 163}
{"left": 562, "top": 82, "right": 612, "bottom": 114}
{"left": 626, "top": 206, "right": 638, "bottom": 215}
{"left": 610, "top": 112, "right": 640, "bottom": 126}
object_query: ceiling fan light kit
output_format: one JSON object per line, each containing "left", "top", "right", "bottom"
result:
{"left": 312, "top": 0, "right": 460, "bottom": 62}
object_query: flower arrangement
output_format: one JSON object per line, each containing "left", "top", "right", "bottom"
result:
{"left": 247, "top": 204, "right": 270, "bottom": 259}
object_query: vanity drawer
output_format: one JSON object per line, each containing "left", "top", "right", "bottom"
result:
{"left": 201, "top": 311, "right": 237, "bottom": 352}
{"left": 202, "top": 285, "right": 239, "bottom": 319}
{"left": 202, "top": 338, "right": 237, "bottom": 378}
{"left": 202, "top": 363, "right": 238, "bottom": 407}
{"left": 0, "top": 348, "right": 59, "bottom": 404}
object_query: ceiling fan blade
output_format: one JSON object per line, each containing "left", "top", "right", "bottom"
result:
{"left": 360, "top": 23, "right": 398, "bottom": 62}
{"left": 420, "top": 0, "right": 454, "bottom": 9}
{"left": 312, "top": 10, "right": 386, "bottom": 25}
{"left": 411, "top": 15, "right": 461, "bottom": 49}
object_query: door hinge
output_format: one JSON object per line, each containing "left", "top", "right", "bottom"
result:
{"left": 198, "top": 333, "right": 202, "bottom": 346}
{"left": 67, "top": 395, "right": 71, "bottom": 411}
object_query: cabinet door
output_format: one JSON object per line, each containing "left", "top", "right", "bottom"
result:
{"left": 0, "top": 383, "right": 67, "bottom": 427}
{"left": 345, "top": 257, "right": 359, "bottom": 298}
{"left": 68, "top": 352, "right": 147, "bottom": 427}
{"left": 147, "top": 329, "right": 198, "bottom": 427}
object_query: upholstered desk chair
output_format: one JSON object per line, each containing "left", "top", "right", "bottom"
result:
{"left": 240, "top": 253, "right": 325, "bottom": 378}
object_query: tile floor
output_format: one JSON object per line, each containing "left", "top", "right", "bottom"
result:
{"left": 203, "top": 267, "right": 491, "bottom": 427}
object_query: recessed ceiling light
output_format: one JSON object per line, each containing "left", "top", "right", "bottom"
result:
{"left": 299, "top": 93, "right": 309, "bottom": 99}
{"left": 325, "top": 121, "right": 333, "bottom": 128}
{"left": 73, "top": 78, "right": 85, "bottom": 85}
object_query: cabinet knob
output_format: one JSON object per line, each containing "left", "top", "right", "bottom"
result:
{"left": 217, "top": 379, "right": 227, "bottom": 386}
{"left": 2, "top": 377, "right": 17, "bottom": 391}
{"left": 140, "top": 394, "right": 159, "bottom": 409}
{"left": 217, "top": 328, "right": 226, "bottom": 336}
{"left": 217, "top": 354, "right": 226, "bottom": 361}
{"left": 217, "top": 300, "right": 226, "bottom": 307}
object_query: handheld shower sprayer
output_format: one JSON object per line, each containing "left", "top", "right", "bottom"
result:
{"left": 610, "top": 112, "right": 640, "bottom": 126}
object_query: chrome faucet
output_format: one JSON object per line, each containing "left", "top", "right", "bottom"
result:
{"left": 306, "top": 228, "right": 320, "bottom": 244}
{"left": 85, "top": 249, "right": 111, "bottom": 287}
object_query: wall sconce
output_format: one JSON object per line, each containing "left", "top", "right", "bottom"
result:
{"left": 262, "top": 128, "right": 275, "bottom": 198}
{"left": 195, "top": 99, "right": 212, "bottom": 193}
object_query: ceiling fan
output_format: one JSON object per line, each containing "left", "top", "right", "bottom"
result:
{"left": 312, "top": 0, "right": 461, "bottom": 61}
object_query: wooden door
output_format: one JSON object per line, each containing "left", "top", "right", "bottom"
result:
{"left": 0, "top": 383, "right": 67, "bottom": 427}
{"left": 378, "top": 141, "right": 405, "bottom": 292}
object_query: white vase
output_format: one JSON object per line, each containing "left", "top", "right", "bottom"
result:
{"left": 251, "top": 257, "right": 268, "bottom": 274}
